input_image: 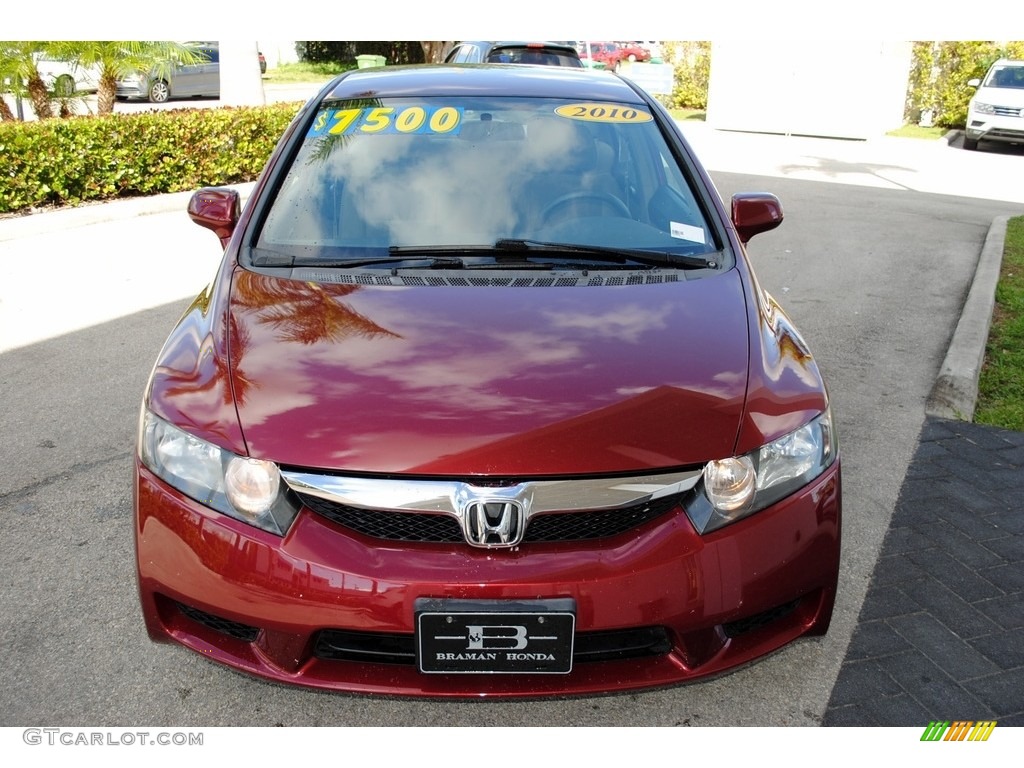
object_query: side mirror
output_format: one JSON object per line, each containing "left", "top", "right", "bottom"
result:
{"left": 967, "top": 78, "right": 981, "bottom": 88}
{"left": 188, "top": 187, "right": 240, "bottom": 248}
{"left": 732, "top": 193, "right": 783, "bottom": 244}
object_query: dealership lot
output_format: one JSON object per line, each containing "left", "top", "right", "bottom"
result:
{"left": 1, "top": 127, "right": 1022, "bottom": 724}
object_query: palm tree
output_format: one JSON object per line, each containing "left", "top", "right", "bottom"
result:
{"left": 48, "top": 41, "right": 202, "bottom": 115}
{"left": 0, "top": 41, "right": 55, "bottom": 119}
{"left": 0, "top": 47, "right": 18, "bottom": 120}
{"left": 1, "top": 40, "right": 202, "bottom": 119}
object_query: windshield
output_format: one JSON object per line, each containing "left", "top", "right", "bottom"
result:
{"left": 984, "top": 64, "right": 1024, "bottom": 88}
{"left": 485, "top": 49, "right": 582, "bottom": 67}
{"left": 256, "top": 96, "right": 719, "bottom": 265}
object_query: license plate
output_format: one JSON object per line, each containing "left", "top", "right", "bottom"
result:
{"left": 415, "top": 598, "right": 575, "bottom": 674}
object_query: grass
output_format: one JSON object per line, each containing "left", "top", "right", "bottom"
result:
{"left": 886, "top": 124, "right": 949, "bottom": 140}
{"left": 262, "top": 61, "right": 353, "bottom": 84}
{"left": 975, "top": 216, "right": 1024, "bottom": 430}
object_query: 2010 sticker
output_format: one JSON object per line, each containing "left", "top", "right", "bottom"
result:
{"left": 308, "top": 106, "right": 464, "bottom": 137}
{"left": 554, "top": 103, "right": 653, "bottom": 123}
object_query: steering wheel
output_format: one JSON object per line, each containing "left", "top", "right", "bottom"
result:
{"left": 540, "top": 191, "right": 631, "bottom": 226}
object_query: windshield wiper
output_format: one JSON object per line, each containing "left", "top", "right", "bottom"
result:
{"left": 387, "top": 244, "right": 504, "bottom": 256}
{"left": 252, "top": 241, "right": 716, "bottom": 271}
{"left": 250, "top": 248, "right": 466, "bottom": 269}
{"left": 300, "top": 256, "right": 468, "bottom": 269}
{"left": 493, "top": 239, "right": 717, "bottom": 269}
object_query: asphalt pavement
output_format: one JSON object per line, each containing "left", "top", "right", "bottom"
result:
{"left": 1, "top": 116, "right": 1022, "bottom": 727}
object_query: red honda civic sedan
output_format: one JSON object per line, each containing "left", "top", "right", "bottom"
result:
{"left": 134, "top": 64, "right": 841, "bottom": 697}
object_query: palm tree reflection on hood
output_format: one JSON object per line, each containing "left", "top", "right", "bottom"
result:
{"left": 232, "top": 270, "right": 400, "bottom": 346}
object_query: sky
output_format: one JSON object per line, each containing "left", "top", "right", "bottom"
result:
{"left": 8, "top": 0, "right": 1021, "bottom": 42}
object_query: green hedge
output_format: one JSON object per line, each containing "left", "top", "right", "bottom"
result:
{"left": 0, "top": 102, "right": 301, "bottom": 214}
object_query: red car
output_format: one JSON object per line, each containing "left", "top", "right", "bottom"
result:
{"left": 134, "top": 64, "right": 841, "bottom": 698}
{"left": 616, "top": 42, "right": 653, "bottom": 63}
{"left": 578, "top": 41, "right": 648, "bottom": 71}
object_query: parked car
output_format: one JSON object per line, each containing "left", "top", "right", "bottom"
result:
{"left": 35, "top": 56, "right": 100, "bottom": 96}
{"left": 445, "top": 41, "right": 582, "bottom": 67}
{"left": 615, "top": 42, "right": 653, "bottom": 63}
{"left": 964, "top": 58, "right": 1024, "bottom": 151}
{"left": 116, "top": 41, "right": 220, "bottom": 103}
{"left": 631, "top": 40, "right": 663, "bottom": 61}
{"left": 135, "top": 64, "right": 841, "bottom": 697}
{"left": 577, "top": 41, "right": 636, "bottom": 71}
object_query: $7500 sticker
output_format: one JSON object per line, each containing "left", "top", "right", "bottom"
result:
{"left": 309, "top": 105, "right": 464, "bottom": 137}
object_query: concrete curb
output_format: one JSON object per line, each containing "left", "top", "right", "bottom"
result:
{"left": 0, "top": 182, "right": 257, "bottom": 243}
{"left": 925, "top": 215, "right": 1009, "bottom": 420}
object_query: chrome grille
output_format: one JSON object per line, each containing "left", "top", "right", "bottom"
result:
{"left": 523, "top": 495, "right": 680, "bottom": 541}
{"left": 284, "top": 468, "right": 702, "bottom": 547}
{"left": 301, "top": 495, "right": 464, "bottom": 542}
{"left": 298, "top": 492, "right": 682, "bottom": 543}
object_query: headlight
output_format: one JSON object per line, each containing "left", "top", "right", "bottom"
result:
{"left": 970, "top": 101, "right": 995, "bottom": 115}
{"left": 689, "top": 408, "right": 837, "bottom": 534}
{"left": 138, "top": 409, "right": 297, "bottom": 535}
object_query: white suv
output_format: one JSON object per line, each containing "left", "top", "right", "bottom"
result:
{"left": 964, "top": 58, "right": 1024, "bottom": 151}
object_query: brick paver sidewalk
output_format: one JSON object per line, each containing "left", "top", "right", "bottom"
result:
{"left": 824, "top": 417, "right": 1024, "bottom": 726}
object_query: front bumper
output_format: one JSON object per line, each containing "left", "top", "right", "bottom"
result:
{"left": 115, "top": 81, "right": 147, "bottom": 100}
{"left": 134, "top": 460, "right": 841, "bottom": 698}
{"left": 965, "top": 110, "right": 1024, "bottom": 144}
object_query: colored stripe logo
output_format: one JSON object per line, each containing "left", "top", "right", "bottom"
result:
{"left": 920, "top": 721, "right": 997, "bottom": 741}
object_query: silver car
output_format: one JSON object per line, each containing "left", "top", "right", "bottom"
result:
{"left": 116, "top": 42, "right": 220, "bottom": 103}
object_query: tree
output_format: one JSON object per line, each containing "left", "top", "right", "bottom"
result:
{"left": 296, "top": 42, "right": 426, "bottom": 65}
{"left": 1, "top": 41, "right": 204, "bottom": 119}
{"left": 0, "top": 46, "right": 20, "bottom": 120}
{"left": 420, "top": 42, "right": 455, "bottom": 63}
{"left": 664, "top": 41, "right": 711, "bottom": 110}
{"left": 0, "top": 41, "right": 55, "bottom": 120}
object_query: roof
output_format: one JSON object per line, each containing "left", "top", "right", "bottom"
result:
{"left": 323, "top": 64, "right": 647, "bottom": 103}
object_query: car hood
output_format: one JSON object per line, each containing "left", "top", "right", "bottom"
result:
{"left": 217, "top": 267, "right": 759, "bottom": 476}
{"left": 148, "top": 263, "right": 829, "bottom": 476}
{"left": 974, "top": 85, "right": 1024, "bottom": 108}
